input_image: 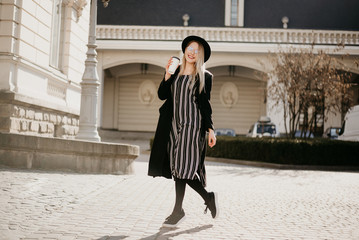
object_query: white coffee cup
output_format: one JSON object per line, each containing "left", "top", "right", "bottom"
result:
{"left": 168, "top": 57, "right": 180, "bottom": 74}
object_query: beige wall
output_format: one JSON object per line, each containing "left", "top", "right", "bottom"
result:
{"left": 101, "top": 63, "right": 266, "bottom": 135}
{"left": 0, "top": 0, "right": 90, "bottom": 138}
{"left": 116, "top": 74, "right": 162, "bottom": 131}
{"left": 102, "top": 63, "right": 164, "bottom": 131}
{"left": 211, "top": 76, "right": 266, "bottom": 134}
{"left": 0, "top": 0, "right": 89, "bottom": 111}
{"left": 102, "top": 74, "right": 163, "bottom": 131}
{"left": 97, "top": 44, "right": 358, "bottom": 135}
{"left": 98, "top": 49, "right": 271, "bottom": 134}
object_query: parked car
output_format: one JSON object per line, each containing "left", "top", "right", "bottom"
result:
{"left": 323, "top": 127, "right": 341, "bottom": 139}
{"left": 294, "top": 130, "right": 314, "bottom": 138}
{"left": 246, "top": 116, "right": 280, "bottom": 138}
{"left": 338, "top": 105, "right": 359, "bottom": 141}
{"left": 214, "top": 128, "right": 236, "bottom": 137}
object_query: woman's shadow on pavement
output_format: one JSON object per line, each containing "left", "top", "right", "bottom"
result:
{"left": 139, "top": 224, "right": 213, "bottom": 240}
{"left": 97, "top": 236, "right": 127, "bottom": 240}
{"left": 96, "top": 224, "right": 213, "bottom": 240}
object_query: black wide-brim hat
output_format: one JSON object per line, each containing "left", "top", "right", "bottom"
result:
{"left": 181, "top": 35, "right": 211, "bottom": 62}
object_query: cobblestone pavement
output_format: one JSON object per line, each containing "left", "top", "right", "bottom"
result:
{"left": 1, "top": 149, "right": 359, "bottom": 239}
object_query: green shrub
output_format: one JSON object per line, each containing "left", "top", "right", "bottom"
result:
{"left": 205, "top": 136, "right": 359, "bottom": 166}
{"left": 150, "top": 136, "right": 359, "bottom": 166}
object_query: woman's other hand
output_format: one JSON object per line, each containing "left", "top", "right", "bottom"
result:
{"left": 208, "top": 129, "right": 216, "bottom": 148}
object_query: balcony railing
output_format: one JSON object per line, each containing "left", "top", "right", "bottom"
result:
{"left": 96, "top": 25, "right": 359, "bottom": 46}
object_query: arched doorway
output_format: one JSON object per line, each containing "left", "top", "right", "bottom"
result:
{"left": 101, "top": 63, "right": 164, "bottom": 131}
{"left": 208, "top": 65, "right": 267, "bottom": 135}
{"left": 101, "top": 63, "right": 268, "bottom": 135}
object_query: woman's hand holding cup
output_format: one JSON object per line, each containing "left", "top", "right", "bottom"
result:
{"left": 165, "top": 57, "right": 180, "bottom": 81}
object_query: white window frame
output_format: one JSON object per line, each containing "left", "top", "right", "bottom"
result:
{"left": 225, "top": 0, "right": 244, "bottom": 27}
{"left": 50, "top": 0, "right": 65, "bottom": 70}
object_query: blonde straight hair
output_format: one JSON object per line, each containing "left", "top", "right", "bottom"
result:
{"left": 179, "top": 41, "right": 205, "bottom": 93}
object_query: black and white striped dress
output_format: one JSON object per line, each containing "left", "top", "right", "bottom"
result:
{"left": 168, "top": 75, "right": 205, "bottom": 181}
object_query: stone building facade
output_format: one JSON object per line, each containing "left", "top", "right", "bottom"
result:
{"left": 0, "top": 0, "right": 89, "bottom": 138}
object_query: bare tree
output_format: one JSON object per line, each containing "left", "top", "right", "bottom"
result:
{"left": 262, "top": 45, "right": 353, "bottom": 139}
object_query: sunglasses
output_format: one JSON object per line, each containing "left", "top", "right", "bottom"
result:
{"left": 187, "top": 46, "right": 200, "bottom": 55}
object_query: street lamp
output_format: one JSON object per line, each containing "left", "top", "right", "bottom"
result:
{"left": 76, "top": 0, "right": 111, "bottom": 141}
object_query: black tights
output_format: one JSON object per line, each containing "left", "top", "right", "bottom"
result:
{"left": 173, "top": 177, "right": 209, "bottom": 213}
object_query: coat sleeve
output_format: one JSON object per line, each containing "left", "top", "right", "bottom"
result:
{"left": 201, "top": 71, "right": 214, "bottom": 131}
{"left": 158, "top": 68, "right": 180, "bottom": 100}
{"left": 158, "top": 76, "right": 172, "bottom": 100}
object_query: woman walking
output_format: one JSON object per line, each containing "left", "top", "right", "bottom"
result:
{"left": 148, "top": 35, "right": 218, "bottom": 228}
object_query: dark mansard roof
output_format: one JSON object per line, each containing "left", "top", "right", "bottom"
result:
{"left": 97, "top": 0, "right": 359, "bottom": 31}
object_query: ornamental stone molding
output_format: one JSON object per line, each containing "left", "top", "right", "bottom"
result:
{"left": 138, "top": 80, "right": 156, "bottom": 105}
{"left": 47, "top": 82, "right": 66, "bottom": 100}
{"left": 96, "top": 25, "right": 359, "bottom": 46}
{"left": 63, "top": 0, "right": 87, "bottom": 21}
{"left": 1, "top": 101, "right": 79, "bottom": 139}
{"left": 220, "top": 82, "right": 238, "bottom": 108}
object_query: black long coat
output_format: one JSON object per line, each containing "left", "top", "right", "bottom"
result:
{"left": 148, "top": 68, "right": 214, "bottom": 186}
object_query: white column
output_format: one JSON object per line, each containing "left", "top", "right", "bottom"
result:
{"left": 224, "top": 0, "right": 231, "bottom": 26}
{"left": 76, "top": 0, "right": 101, "bottom": 142}
{"left": 237, "top": 0, "right": 245, "bottom": 27}
{"left": 97, "top": 51, "right": 104, "bottom": 129}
